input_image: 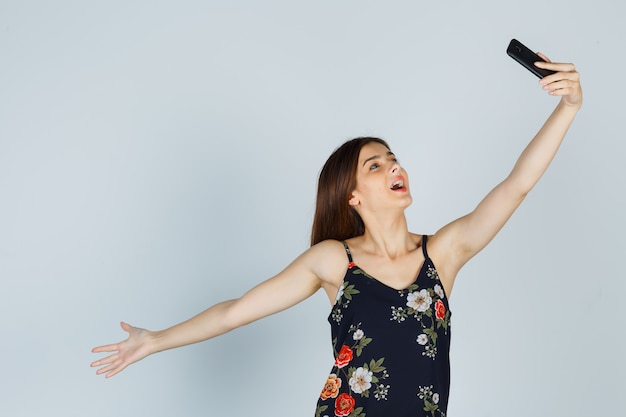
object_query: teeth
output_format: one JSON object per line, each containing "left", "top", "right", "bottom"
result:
{"left": 391, "top": 180, "right": 404, "bottom": 190}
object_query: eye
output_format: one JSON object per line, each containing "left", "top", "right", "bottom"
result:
{"left": 369, "top": 163, "right": 379, "bottom": 170}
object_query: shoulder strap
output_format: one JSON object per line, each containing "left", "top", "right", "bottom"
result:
{"left": 341, "top": 241, "right": 354, "bottom": 263}
{"left": 421, "top": 234, "right": 429, "bottom": 259}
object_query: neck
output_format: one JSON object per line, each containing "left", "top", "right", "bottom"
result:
{"left": 359, "top": 212, "right": 415, "bottom": 259}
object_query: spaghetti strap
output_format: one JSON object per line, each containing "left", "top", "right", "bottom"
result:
{"left": 341, "top": 241, "right": 353, "bottom": 263}
{"left": 421, "top": 234, "right": 429, "bottom": 259}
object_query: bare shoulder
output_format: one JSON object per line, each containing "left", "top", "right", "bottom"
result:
{"left": 304, "top": 239, "right": 350, "bottom": 287}
{"left": 300, "top": 239, "right": 350, "bottom": 304}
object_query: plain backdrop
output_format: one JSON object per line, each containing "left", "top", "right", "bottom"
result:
{"left": 1, "top": 1, "right": 624, "bottom": 416}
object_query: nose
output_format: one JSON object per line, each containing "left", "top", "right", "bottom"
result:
{"left": 391, "top": 162, "right": 400, "bottom": 174}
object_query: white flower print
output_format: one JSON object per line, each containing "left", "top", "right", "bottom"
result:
{"left": 423, "top": 345, "right": 437, "bottom": 359}
{"left": 434, "top": 284, "right": 444, "bottom": 299}
{"left": 417, "top": 385, "right": 445, "bottom": 417}
{"left": 353, "top": 329, "right": 364, "bottom": 340}
{"left": 406, "top": 289, "right": 432, "bottom": 312}
{"left": 426, "top": 266, "right": 438, "bottom": 280}
{"left": 374, "top": 384, "right": 390, "bottom": 401}
{"left": 349, "top": 367, "right": 373, "bottom": 394}
{"left": 416, "top": 334, "right": 428, "bottom": 346}
{"left": 331, "top": 308, "right": 343, "bottom": 323}
{"left": 418, "top": 385, "right": 434, "bottom": 399}
{"left": 335, "top": 283, "right": 345, "bottom": 302}
{"left": 390, "top": 306, "right": 406, "bottom": 322}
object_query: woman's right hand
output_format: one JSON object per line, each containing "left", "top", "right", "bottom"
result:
{"left": 91, "top": 321, "right": 154, "bottom": 378}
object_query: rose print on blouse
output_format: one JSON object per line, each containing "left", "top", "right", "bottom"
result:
{"left": 320, "top": 374, "right": 342, "bottom": 400}
{"left": 334, "top": 393, "right": 356, "bottom": 416}
{"left": 335, "top": 345, "right": 354, "bottom": 369}
{"left": 435, "top": 300, "right": 446, "bottom": 320}
{"left": 317, "top": 324, "right": 389, "bottom": 417}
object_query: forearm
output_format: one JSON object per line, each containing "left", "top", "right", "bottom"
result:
{"left": 508, "top": 99, "right": 580, "bottom": 192}
{"left": 150, "top": 299, "right": 237, "bottom": 354}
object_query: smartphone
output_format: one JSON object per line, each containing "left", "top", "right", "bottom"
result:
{"left": 506, "top": 39, "right": 555, "bottom": 79}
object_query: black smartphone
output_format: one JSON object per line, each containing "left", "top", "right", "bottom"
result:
{"left": 506, "top": 39, "right": 555, "bottom": 79}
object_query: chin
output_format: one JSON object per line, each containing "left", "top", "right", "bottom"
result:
{"left": 398, "top": 194, "right": 413, "bottom": 209}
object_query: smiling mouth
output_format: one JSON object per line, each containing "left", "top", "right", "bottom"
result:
{"left": 390, "top": 179, "right": 405, "bottom": 190}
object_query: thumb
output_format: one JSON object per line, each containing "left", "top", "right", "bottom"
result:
{"left": 120, "top": 321, "right": 132, "bottom": 333}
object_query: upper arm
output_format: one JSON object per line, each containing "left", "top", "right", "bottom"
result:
{"left": 456, "top": 177, "right": 526, "bottom": 259}
{"left": 223, "top": 240, "right": 346, "bottom": 329}
{"left": 430, "top": 176, "right": 526, "bottom": 289}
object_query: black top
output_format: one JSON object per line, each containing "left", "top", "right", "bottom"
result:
{"left": 315, "top": 235, "right": 452, "bottom": 417}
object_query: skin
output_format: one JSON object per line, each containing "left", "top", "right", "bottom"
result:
{"left": 91, "top": 54, "right": 582, "bottom": 378}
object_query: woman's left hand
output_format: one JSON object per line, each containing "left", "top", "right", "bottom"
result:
{"left": 535, "top": 53, "right": 582, "bottom": 109}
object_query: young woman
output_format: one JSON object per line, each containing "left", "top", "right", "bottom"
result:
{"left": 91, "top": 55, "right": 582, "bottom": 416}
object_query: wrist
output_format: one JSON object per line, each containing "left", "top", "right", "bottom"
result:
{"left": 147, "top": 329, "right": 166, "bottom": 354}
{"left": 558, "top": 98, "right": 582, "bottom": 113}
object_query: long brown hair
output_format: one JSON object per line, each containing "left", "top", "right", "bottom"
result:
{"left": 311, "top": 137, "right": 390, "bottom": 246}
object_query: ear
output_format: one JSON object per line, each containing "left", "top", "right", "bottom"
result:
{"left": 348, "top": 193, "right": 360, "bottom": 207}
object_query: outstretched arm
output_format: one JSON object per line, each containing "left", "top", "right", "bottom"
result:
{"left": 91, "top": 240, "right": 345, "bottom": 378}
{"left": 432, "top": 54, "right": 582, "bottom": 292}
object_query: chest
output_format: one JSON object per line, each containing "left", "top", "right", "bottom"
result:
{"left": 350, "top": 252, "right": 426, "bottom": 291}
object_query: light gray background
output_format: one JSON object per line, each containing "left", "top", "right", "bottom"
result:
{"left": 1, "top": 1, "right": 624, "bottom": 416}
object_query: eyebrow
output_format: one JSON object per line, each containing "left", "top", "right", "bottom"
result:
{"left": 362, "top": 151, "right": 395, "bottom": 167}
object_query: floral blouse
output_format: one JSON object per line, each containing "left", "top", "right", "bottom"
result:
{"left": 315, "top": 235, "right": 451, "bottom": 417}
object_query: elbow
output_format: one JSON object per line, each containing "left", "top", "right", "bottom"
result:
{"left": 220, "top": 298, "right": 255, "bottom": 332}
{"left": 505, "top": 173, "right": 537, "bottom": 199}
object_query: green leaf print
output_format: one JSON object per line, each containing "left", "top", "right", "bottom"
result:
{"left": 342, "top": 283, "right": 360, "bottom": 301}
{"left": 315, "top": 404, "right": 328, "bottom": 417}
{"left": 437, "top": 310, "right": 451, "bottom": 330}
{"left": 424, "top": 327, "right": 438, "bottom": 344}
{"left": 348, "top": 406, "right": 366, "bottom": 417}
{"left": 352, "top": 268, "right": 373, "bottom": 279}
{"left": 355, "top": 337, "right": 372, "bottom": 356}
{"left": 424, "top": 399, "right": 438, "bottom": 412}
{"left": 368, "top": 358, "right": 386, "bottom": 373}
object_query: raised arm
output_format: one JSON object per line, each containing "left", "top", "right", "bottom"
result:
{"left": 431, "top": 54, "right": 582, "bottom": 292}
{"left": 91, "top": 240, "right": 346, "bottom": 378}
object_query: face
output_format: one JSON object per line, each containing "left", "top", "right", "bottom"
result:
{"left": 349, "top": 142, "right": 412, "bottom": 212}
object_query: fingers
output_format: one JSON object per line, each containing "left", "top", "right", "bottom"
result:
{"left": 91, "top": 340, "right": 123, "bottom": 376}
{"left": 91, "top": 351, "right": 130, "bottom": 378}
{"left": 535, "top": 61, "right": 576, "bottom": 74}
{"left": 90, "top": 352, "right": 119, "bottom": 368}
{"left": 95, "top": 359, "right": 127, "bottom": 378}
{"left": 103, "top": 367, "right": 124, "bottom": 378}
{"left": 536, "top": 52, "right": 551, "bottom": 63}
{"left": 535, "top": 58, "right": 579, "bottom": 86}
{"left": 539, "top": 67, "right": 580, "bottom": 93}
{"left": 91, "top": 343, "right": 120, "bottom": 353}
{"left": 541, "top": 80, "right": 578, "bottom": 96}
